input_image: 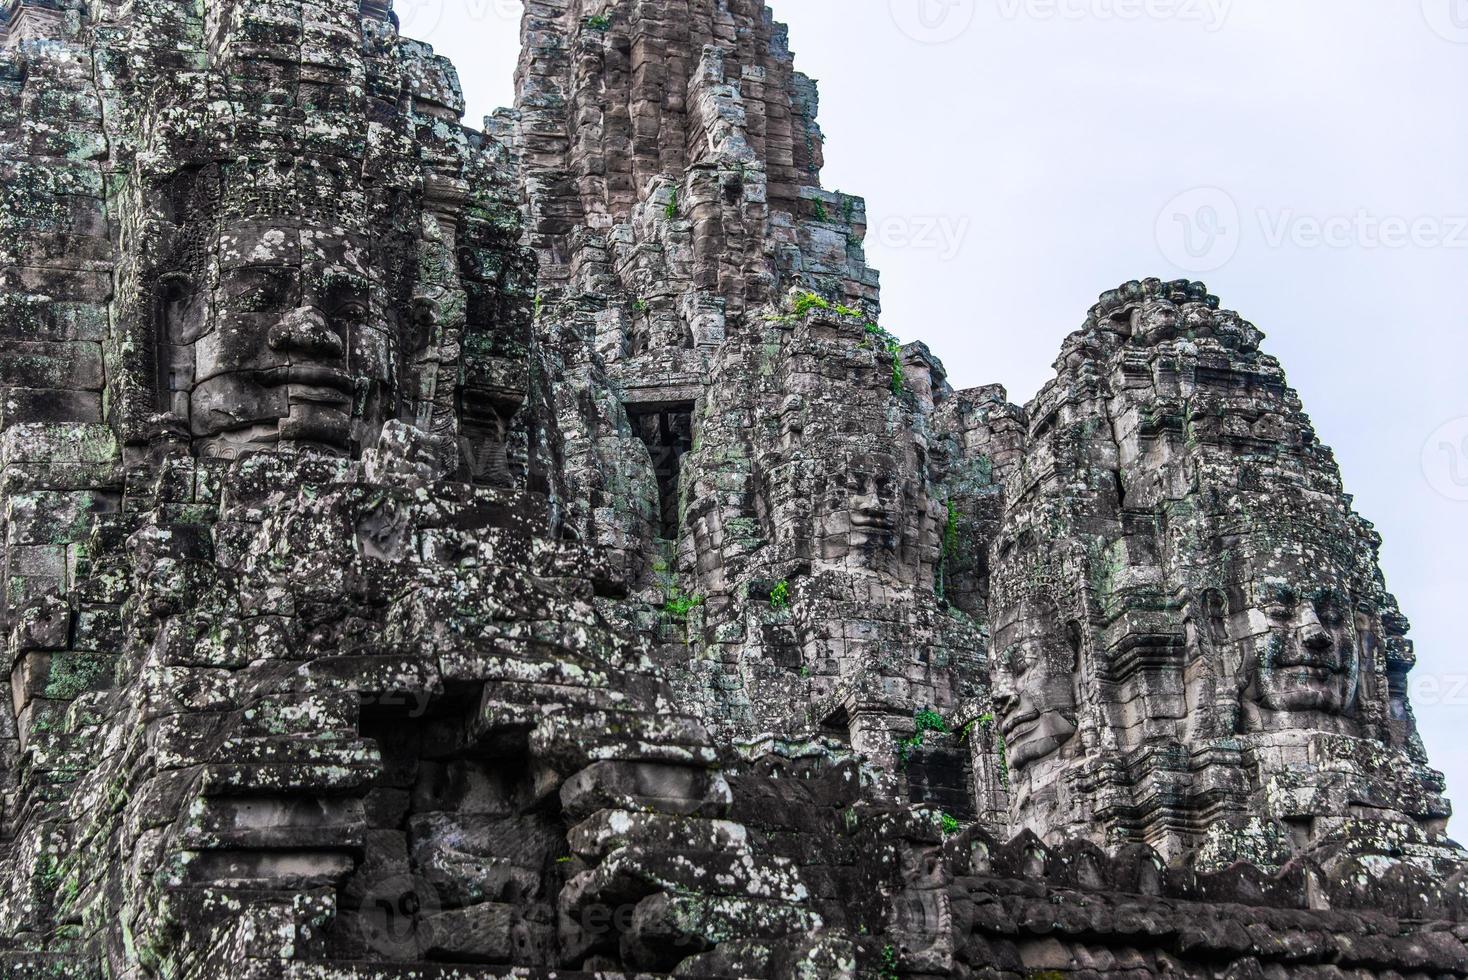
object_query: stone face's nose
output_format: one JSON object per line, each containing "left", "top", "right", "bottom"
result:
{"left": 1296, "top": 605, "right": 1333, "bottom": 652}
{"left": 993, "top": 685, "right": 1020, "bottom": 718}
{"left": 1300, "top": 623, "right": 1333, "bottom": 652}
{"left": 268, "top": 307, "right": 345, "bottom": 360}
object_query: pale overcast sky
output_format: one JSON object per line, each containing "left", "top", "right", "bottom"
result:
{"left": 409, "top": 0, "right": 1468, "bottom": 811}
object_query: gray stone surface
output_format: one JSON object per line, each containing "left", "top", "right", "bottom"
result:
{"left": 0, "top": 1, "right": 1460, "bottom": 977}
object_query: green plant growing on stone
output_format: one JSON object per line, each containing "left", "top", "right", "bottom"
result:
{"left": 44, "top": 654, "right": 111, "bottom": 701}
{"left": 37, "top": 854, "right": 62, "bottom": 891}
{"left": 878, "top": 943, "right": 900, "bottom": 980}
{"left": 960, "top": 712, "right": 995, "bottom": 742}
{"left": 792, "top": 290, "right": 865, "bottom": 319}
{"left": 632, "top": 298, "right": 648, "bottom": 313}
{"left": 938, "top": 499, "right": 959, "bottom": 598}
{"left": 585, "top": 14, "right": 611, "bottom": 30}
{"left": 664, "top": 187, "right": 679, "bottom": 220}
{"left": 792, "top": 291, "right": 829, "bottom": 317}
{"left": 897, "top": 707, "right": 949, "bottom": 762}
{"left": 939, "top": 812, "right": 961, "bottom": 836}
{"left": 811, "top": 198, "right": 828, "bottom": 222}
{"left": 770, "top": 580, "right": 790, "bottom": 611}
{"left": 664, "top": 589, "right": 704, "bottom": 617}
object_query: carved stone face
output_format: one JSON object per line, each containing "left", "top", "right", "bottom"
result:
{"left": 1132, "top": 299, "right": 1181, "bottom": 345}
{"left": 186, "top": 222, "right": 398, "bottom": 457}
{"left": 992, "top": 597, "right": 1080, "bottom": 772}
{"left": 813, "top": 451, "right": 936, "bottom": 580}
{"left": 1247, "top": 577, "right": 1360, "bottom": 720}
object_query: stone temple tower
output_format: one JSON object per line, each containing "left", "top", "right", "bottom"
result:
{"left": 0, "top": 1, "right": 1462, "bottom": 977}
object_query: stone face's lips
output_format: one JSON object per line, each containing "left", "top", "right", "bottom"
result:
{"left": 1001, "top": 709, "right": 1040, "bottom": 741}
{"left": 251, "top": 364, "right": 353, "bottom": 396}
{"left": 850, "top": 510, "right": 895, "bottom": 530}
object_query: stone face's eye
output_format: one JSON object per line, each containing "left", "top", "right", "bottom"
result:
{"left": 334, "top": 301, "right": 369, "bottom": 324}
{"left": 1314, "top": 598, "right": 1345, "bottom": 628}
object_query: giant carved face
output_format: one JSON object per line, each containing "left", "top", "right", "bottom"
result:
{"left": 812, "top": 450, "right": 938, "bottom": 581}
{"left": 1131, "top": 299, "right": 1181, "bottom": 345}
{"left": 183, "top": 221, "right": 399, "bottom": 458}
{"left": 1244, "top": 575, "right": 1361, "bottom": 722}
{"left": 991, "top": 596, "right": 1080, "bottom": 772}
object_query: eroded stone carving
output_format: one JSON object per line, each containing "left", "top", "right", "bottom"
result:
{"left": 0, "top": 2, "right": 1461, "bottom": 978}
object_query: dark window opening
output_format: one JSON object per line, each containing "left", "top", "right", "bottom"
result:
{"left": 905, "top": 745, "right": 977, "bottom": 821}
{"left": 457, "top": 390, "right": 521, "bottom": 488}
{"left": 628, "top": 403, "right": 694, "bottom": 539}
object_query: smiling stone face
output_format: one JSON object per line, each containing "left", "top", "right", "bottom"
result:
{"left": 1244, "top": 576, "right": 1361, "bottom": 723}
{"left": 181, "top": 219, "right": 399, "bottom": 458}
{"left": 812, "top": 450, "right": 940, "bottom": 583}
{"left": 991, "top": 595, "right": 1080, "bottom": 772}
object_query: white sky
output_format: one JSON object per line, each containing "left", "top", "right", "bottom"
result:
{"left": 409, "top": 0, "right": 1468, "bottom": 814}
